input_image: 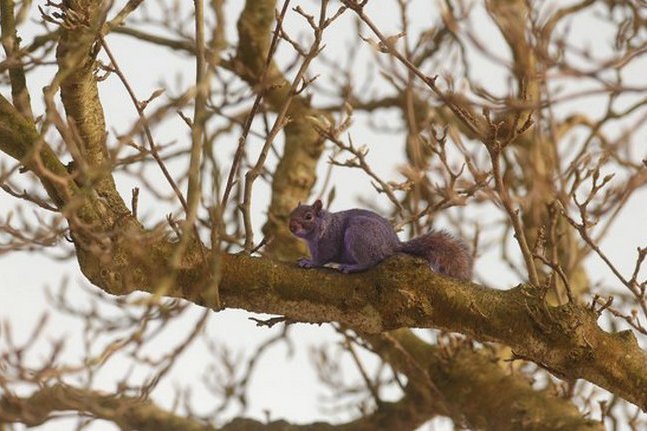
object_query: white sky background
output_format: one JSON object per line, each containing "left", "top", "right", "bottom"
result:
{"left": 0, "top": 0, "right": 646, "bottom": 430}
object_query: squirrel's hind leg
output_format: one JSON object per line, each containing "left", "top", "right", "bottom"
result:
{"left": 340, "top": 221, "right": 397, "bottom": 272}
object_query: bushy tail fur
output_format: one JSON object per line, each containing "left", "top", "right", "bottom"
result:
{"left": 400, "top": 230, "right": 473, "bottom": 280}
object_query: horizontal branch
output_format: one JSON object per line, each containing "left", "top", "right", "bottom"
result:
{"left": 0, "top": 249, "right": 608, "bottom": 430}
{"left": 0, "top": 384, "right": 215, "bottom": 430}
{"left": 210, "top": 253, "right": 647, "bottom": 411}
{"left": 0, "top": 382, "right": 436, "bottom": 430}
{"left": 74, "top": 229, "right": 647, "bottom": 413}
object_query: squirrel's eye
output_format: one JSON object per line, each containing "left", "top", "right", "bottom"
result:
{"left": 305, "top": 213, "right": 313, "bottom": 220}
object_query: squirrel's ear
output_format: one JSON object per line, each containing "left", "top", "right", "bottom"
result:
{"left": 313, "top": 199, "right": 323, "bottom": 214}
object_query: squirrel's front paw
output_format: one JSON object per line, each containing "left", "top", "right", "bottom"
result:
{"left": 297, "top": 257, "right": 316, "bottom": 268}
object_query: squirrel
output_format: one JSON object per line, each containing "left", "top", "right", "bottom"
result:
{"left": 288, "top": 199, "right": 473, "bottom": 280}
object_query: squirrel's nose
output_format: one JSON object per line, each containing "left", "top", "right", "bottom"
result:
{"left": 289, "top": 221, "right": 299, "bottom": 233}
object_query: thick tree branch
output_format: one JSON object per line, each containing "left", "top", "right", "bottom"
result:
{"left": 213, "top": 254, "right": 647, "bottom": 411}
{"left": 0, "top": 94, "right": 75, "bottom": 208}
{"left": 68, "top": 226, "right": 647, "bottom": 413}
{"left": 0, "top": 384, "right": 216, "bottom": 430}
{"left": 0, "top": 382, "right": 437, "bottom": 430}
{"left": 0, "top": 91, "right": 122, "bottom": 227}
{"left": 367, "top": 330, "right": 602, "bottom": 430}
{"left": 54, "top": 0, "right": 129, "bottom": 214}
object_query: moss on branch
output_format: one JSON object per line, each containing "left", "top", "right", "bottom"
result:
{"left": 212, "top": 253, "right": 647, "bottom": 411}
{"left": 75, "top": 236, "right": 647, "bottom": 413}
{"left": 368, "top": 330, "right": 602, "bottom": 430}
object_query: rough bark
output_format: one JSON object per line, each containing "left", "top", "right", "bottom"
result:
{"left": 213, "top": 253, "right": 647, "bottom": 412}
{"left": 367, "top": 330, "right": 602, "bottom": 430}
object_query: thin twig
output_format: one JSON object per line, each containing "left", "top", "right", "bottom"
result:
{"left": 99, "top": 35, "right": 188, "bottom": 212}
{"left": 220, "top": 0, "right": 292, "bottom": 211}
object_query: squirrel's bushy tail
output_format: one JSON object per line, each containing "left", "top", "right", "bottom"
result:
{"left": 400, "top": 230, "right": 473, "bottom": 280}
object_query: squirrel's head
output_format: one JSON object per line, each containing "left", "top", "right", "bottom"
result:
{"left": 288, "top": 199, "right": 323, "bottom": 238}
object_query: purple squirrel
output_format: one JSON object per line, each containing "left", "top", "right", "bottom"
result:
{"left": 289, "top": 200, "right": 473, "bottom": 280}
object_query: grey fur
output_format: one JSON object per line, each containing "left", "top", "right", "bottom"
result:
{"left": 289, "top": 201, "right": 473, "bottom": 279}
